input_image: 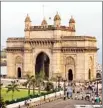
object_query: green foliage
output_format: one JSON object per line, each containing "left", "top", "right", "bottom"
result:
{"left": 0, "top": 97, "right": 6, "bottom": 108}
{"left": 0, "top": 83, "right": 3, "bottom": 87}
{"left": 45, "top": 81, "right": 54, "bottom": 92}
{"left": 36, "top": 69, "right": 45, "bottom": 80}
{"left": 30, "top": 76, "right": 36, "bottom": 95}
{"left": 0, "top": 83, "right": 3, "bottom": 91}
{"left": 23, "top": 74, "right": 36, "bottom": 96}
{"left": 1, "top": 88, "right": 45, "bottom": 101}
{"left": 5, "top": 90, "right": 55, "bottom": 105}
{"left": 35, "top": 70, "right": 45, "bottom": 94}
{"left": 6, "top": 81, "right": 20, "bottom": 101}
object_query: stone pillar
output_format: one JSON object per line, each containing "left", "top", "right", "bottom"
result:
{"left": 23, "top": 49, "right": 33, "bottom": 77}
{"left": 76, "top": 53, "right": 85, "bottom": 82}
{"left": 84, "top": 53, "right": 89, "bottom": 81}
{"left": 52, "top": 51, "right": 61, "bottom": 77}
{"left": 93, "top": 53, "right": 97, "bottom": 79}
{"left": 7, "top": 52, "right": 16, "bottom": 78}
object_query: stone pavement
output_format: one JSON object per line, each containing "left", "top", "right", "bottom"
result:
{"left": 35, "top": 99, "right": 92, "bottom": 108}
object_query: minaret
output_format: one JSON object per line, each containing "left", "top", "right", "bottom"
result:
{"left": 41, "top": 17, "right": 48, "bottom": 28}
{"left": 24, "top": 14, "right": 31, "bottom": 38}
{"left": 54, "top": 12, "right": 61, "bottom": 27}
{"left": 69, "top": 16, "right": 75, "bottom": 31}
{"left": 25, "top": 14, "right": 31, "bottom": 30}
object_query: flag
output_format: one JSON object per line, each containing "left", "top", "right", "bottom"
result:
{"left": 49, "top": 17, "right": 51, "bottom": 20}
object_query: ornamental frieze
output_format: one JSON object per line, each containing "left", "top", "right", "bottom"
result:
{"left": 62, "top": 41, "right": 77, "bottom": 47}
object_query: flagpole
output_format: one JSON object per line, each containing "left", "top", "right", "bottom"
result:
{"left": 42, "top": 5, "right": 44, "bottom": 18}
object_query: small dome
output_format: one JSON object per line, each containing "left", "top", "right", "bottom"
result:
{"left": 54, "top": 12, "right": 61, "bottom": 21}
{"left": 41, "top": 18, "right": 47, "bottom": 25}
{"left": 25, "top": 14, "right": 31, "bottom": 22}
{"left": 69, "top": 16, "right": 75, "bottom": 23}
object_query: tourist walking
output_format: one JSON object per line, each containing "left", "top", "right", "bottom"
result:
{"left": 67, "top": 84, "right": 73, "bottom": 99}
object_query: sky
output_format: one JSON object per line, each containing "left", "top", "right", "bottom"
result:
{"left": 1, "top": 2, "right": 102, "bottom": 64}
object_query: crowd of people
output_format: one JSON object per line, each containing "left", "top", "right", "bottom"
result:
{"left": 63, "top": 80, "right": 102, "bottom": 104}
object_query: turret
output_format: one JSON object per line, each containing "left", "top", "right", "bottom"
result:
{"left": 41, "top": 18, "right": 48, "bottom": 28}
{"left": 69, "top": 16, "right": 75, "bottom": 31}
{"left": 54, "top": 12, "right": 61, "bottom": 27}
{"left": 24, "top": 14, "right": 31, "bottom": 38}
{"left": 25, "top": 14, "right": 31, "bottom": 30}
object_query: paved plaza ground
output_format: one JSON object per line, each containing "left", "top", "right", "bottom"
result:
{"left": 35, "top": 99, "right": 92, "bottom": 108}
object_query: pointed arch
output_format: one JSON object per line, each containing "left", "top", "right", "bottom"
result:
{"left": 15, "top": 56, "right": 23, "bottom": 78}
{"left": 66, "top": 56, "right": 75, "bottom": 65}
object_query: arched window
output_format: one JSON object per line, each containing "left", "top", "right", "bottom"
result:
{"left": 96, "top": 73, "right": 101, "bottom": 79}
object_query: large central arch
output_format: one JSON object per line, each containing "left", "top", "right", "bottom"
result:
{"left": 35, "top": 52, "right": 50, "bottom": 79}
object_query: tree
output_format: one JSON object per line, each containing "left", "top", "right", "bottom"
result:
{"left": 0, "top": 97, "right": 6, "bottom": 108}
{"left": 45, "top": 81, "right": 54, "bottom": 92}
{"left": 36, "top": 70, "right": 45, "bottom": 95}
{"left": 0, "top": 83, "right": 3, "bottom": 90}
{"left": 23, "top": 74, "right": 34, "bottom": 96}
{"left": 6, "top": 81, "right": 20, "bottom": 100}
{"left": 30, "top": 76, "right": 36, "bottom": 95}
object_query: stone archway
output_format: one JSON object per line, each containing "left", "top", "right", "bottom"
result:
{"left": 68, "top": 69, "right": 73, "bottom": 81}
{"left": 17, "top": 67, "right": 21, "bottom": 78}
{"left": 35, "top": 52, "right": 50, "bottom": 79}
{"left": 65, "top": 56, "right": 75, "bottom": 81}
{"left": 15, "top": 56, "right": 23, "bottom": 78}
{"left": 96, "top": 73, "right": 101, "bottom": 79}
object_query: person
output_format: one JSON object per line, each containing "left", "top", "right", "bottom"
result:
{"left": 67, "top": 84, "right": 73, "bottom": 99}
{"left": 24, "top": 100, "right": 27, "bottom": 105}
{"left": 96, "top": 95, "right": 100, "bottom": 103}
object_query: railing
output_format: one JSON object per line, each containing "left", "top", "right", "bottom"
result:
{"left": 6, "top": 91, "right": 64, "bottom": 108}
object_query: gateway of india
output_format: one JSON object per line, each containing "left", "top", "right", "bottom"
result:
{"left": 6, "top": 12, "right": 98, "bottom": 82}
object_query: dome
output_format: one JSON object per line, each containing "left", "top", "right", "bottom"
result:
{"left": 54, "top": 12, "right": 61, "bottom": 21}
{"left": 69, "top": 16, "right": 75, "bottom": 23}
{"left": 25, "top": 14, "right": 31, "bottom": 22}
{"left": 41, "top": 18, "right": 47, "bottom": 25}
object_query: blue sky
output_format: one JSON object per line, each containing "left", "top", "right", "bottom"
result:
{"left": 1, "top": 2, "right": 102, "bottom": 64}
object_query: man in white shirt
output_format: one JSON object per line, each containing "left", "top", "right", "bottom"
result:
{"left": 67, "top": 85, "right": 73, "bottom": 99}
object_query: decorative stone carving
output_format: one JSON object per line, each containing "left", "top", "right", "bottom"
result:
{"left": 63, "top": 41, "right": 76, "bottom": 47}
{"left": 15, "top": 56, "right": 23, "bottom": 64}
{"left": 66, "top": 56, "right": 75, "bottom": 65}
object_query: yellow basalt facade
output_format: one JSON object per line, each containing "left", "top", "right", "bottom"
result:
{"left": 6, "top": 13, "right": 98, "bottom": 82}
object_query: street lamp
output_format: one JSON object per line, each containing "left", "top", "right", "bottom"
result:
{"left": 57, "top": 75, "right": 61, "bottom": 90}
{"left": 63, "top": 78, "right": 67, "bottom": 100}
{"left": 96, "top": 77, "right": 100, "bottom": 96}
{"left": 65, "top": 63, "right": 66, "bottom": 79}
{"left": 95, "top": 77, "right": 101, "bottom": 104}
